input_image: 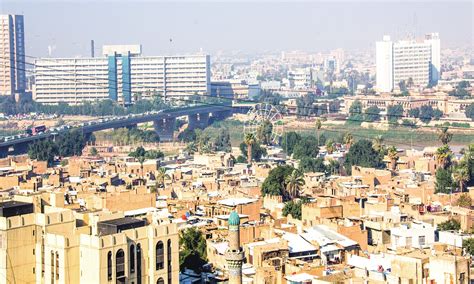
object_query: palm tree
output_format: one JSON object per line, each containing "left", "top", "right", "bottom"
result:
{"left": 453, "top": 166, "right": 469, "bottom": 192}
{"left": 244, "top": 133, "right": 256, "bottom": 164}
{"left": 438, "top": 127, "right": 453, "bottom": 145}
{"left": 156, "top": 167, "right": 170, "bottom": 189}
{"left": 328, "top": 159, "right": 340, "bottom": 175}
{"left": 435, "top": 145, "right": 452, "bottom": 170}
{"left": 315, "top": 119, "right": 322, "bottom": 146}
{"left": 373, "top": 135, "right": 385, "bottom": 153}
{"left": 387, "top": 146, "right": 399, "bottom": 171}
{"left": 343, "top": 133, "right": 354, "bottom": 149}
{"left": 326, "top": 139, "right": 336, "bottom": 154}
{"left": 285, "top": 169, "right": 305, "bottom": 199}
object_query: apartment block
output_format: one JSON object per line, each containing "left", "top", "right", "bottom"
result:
{"left": 33, "top": 45, "right": 210, "bottom": 105}
{"left": 376, "top": 33, "right": 441, "bottom": 92}
{"left": 0, "top": 14, "right": 26, "bottom": 97}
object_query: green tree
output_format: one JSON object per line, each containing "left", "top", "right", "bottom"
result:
{"left": 178, "top": 128, "right": 197, "bottom": 143}
{"left": 364, "top": 106, "right": 381, "bottom": 122}
{"left": 144, "top": 149, "right": 164, "bottom": 160}
{"left": 348, "top": 100, "right": 363, "bottom": 125}
{"left": 89, "top": 147, "right": 98, "bottom": 156}
{"left": 398, "top": 80, "right": 407, "bottom": 92}
{"left": 244, "top": 133, "right": 256, "bottom": 164}
{"left": 408, "top": 108, "right": 420, "bottom": 118}
{"left": 28, "top": 140, "right": 58, "bottom": 166}
{"left": 455, "top": 193, "right": 472, "bottom": 208}
{"left": 299, "top": 157, "right": 327, "bottom": 173}
{"left": 419, "top": 105, "right": 434, "bottom": 124}
{"left": 453, "top": 166, "right": 469, "bottom": 192}
{"left": 326, "top": 139, "right": 336, "bottom": 154}
{"left": 281, "top": 132, "right": 302, "bottom": 154}
{"left": 261, "top": 165, "right": 295, "bottom": 197}
{"left": 343, "top": 133, "right": 354, "bottom": 149}
{"left": 465, "top": 103, "right": 474, "bottom": 121}
{"left": 179, "top": 227, "right": 207, "bottom": 273}
{"left": 372, "top": 135, "right": 385, "bottom": 153}
{"left": 214, "top": 129, "right": 232, "bottom": 152}
{"left": 156, "top": 167, "right": 170, "bottom": 188}
{"left": 285, "top": 169, "right": 305, "bottom": 199}
{"left": 282, "top": 199, "right": 309, "bottom": 220}
{"left": 239, "top": 140, "right": 267, "bottom": 163}
{"left": 387, "top": 146, "right": 399, "bottom": 171}
{"left": 257, "top": 120, "right": 273, "bottom": 145}
{"left": 315, "top": 119, "right": 322, "bottom": 146}
{"left": 462, "top": 238, "right": 474, "bottom": 255}
{"left": 437, "top": 219, "right": 461, "bottom": 231}
{"left": 435, "top": 145, "right": 452, "bottom": 169}
{"left": 344, "top": 139, "right": 384, "bottom": 174}
{"left": 293, "top": 136, "right": 319, "bottom": 159}
{"left": 327, "top": 160, "right": 341, "bottom": 175}
{"left": 435, "top": 168, "right": 455, "bottom": 194}
{"left": 438, "top": 127, "right": 453, "bottom": 145}
{"left": 387, "top": 104, "right": 404, "bottom": 123}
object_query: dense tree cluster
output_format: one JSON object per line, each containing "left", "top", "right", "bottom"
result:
{"left": 449, "top": 81, "right": 471, "bottom": 99}
{"left": 437, "top": 219, "right": 461, "bottom": 231}
{"left": 261, "top": 165, "right": 295, "bottom": 198}
{"left": 0, "top": 96, "right": 169, "bottom": 117}
{"left": 343, "top": 139, "right": 384, "bottom": 174}
{"left": 179, "top": 227, "right": 207, "bottom": 273}
{"left": 96, "top": 128, "right": 160, "bottom": 145}
{"left": 129, "top": 146, "right": 164, "bottom": 161}
{"left": 466, "top": 103, "right": 474, "bottom": 121}
{"left": 282, "top": 198, "right": 309, "bottom": 220}
{"left": 386, "top": 104, "right": 404, "bottom": 123}
{"left": 28, "top": 130, "right": 88, "bottom": 166}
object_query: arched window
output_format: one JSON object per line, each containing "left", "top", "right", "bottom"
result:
{"left": 50, "top": 251, "right": 54, "bottom": 284}
{"left": 155, "top": 241, "right": 164, "bottom": 270}
{"left": 167, "top": 239, "right": 172, "bottom": 284}
{"left": 129, "top": 244, "right": 135, "bottom": 274}
{"left": 55, "top": 252, "right": 59, "bottom": 280}
{"left": 137, "top": 244, "right": 142, "bottom": 284}
{"left": 107, "top": 251, "right": 112, "bottom": 281}
{"left": 116, "top": 249, "right": 125, "bottom": 279}
{"left": 157, "top": 278, "right": 164, "bottom": 284}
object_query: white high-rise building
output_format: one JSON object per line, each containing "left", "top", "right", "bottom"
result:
{"left": 33, "top": 45, "right": 210, "bottom": 104}
{"left": 376, "top": 33, "right": 441, "bottom": 93}
{"left": 0, "top": 14, "right": 26, "bottom": 97}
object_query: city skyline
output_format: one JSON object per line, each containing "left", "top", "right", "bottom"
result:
{"left": 1, "top": 1, "right": 472, "bottom": 58}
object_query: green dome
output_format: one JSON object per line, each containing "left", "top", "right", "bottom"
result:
{"left": 228, "top": 211, "right": 240, "bottom": 226}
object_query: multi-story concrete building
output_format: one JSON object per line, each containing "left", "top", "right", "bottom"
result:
{"left": 0, "top": 14, "right": 26, "bottom": 98}
{"left": 33, "top": 45, "right": 210, "bottom": 105}
{"left": 376, "top": 33, "right": 441, "bottom": 92}
{"left": 0, "top": 199, "right": 179, "bottom": 284}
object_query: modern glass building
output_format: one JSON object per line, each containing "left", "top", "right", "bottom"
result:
{"left": 33, "top": 45, "right": 210, "bottom": 105}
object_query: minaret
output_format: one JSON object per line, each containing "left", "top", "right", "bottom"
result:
{"left": 225, "top": 211, "right": 244, "bottom": 284}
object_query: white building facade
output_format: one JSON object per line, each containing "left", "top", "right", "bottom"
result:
{"left": 33, "top": 45, "right": 210, "bottom": 104}
{"left": 0, "top": 14, "right": 26, "bottom": 97}
{"left": 376, "top": 33, "right": 441, "bottom": 93}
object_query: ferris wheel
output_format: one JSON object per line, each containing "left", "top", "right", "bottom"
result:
{"left": 243, "top": 103, "right": 284, "bottom": 144}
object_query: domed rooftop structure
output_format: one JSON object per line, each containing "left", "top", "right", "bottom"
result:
{"left": 228, "top": 211, "right": 240, "bottom": 226}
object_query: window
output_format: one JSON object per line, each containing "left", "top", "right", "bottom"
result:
{"left": 50, "top": 251, "right": 54, "bottom": 284}
{"left": 55, "top": 252, "right": 59, "bottom": 280}
{"left": 418, "top": 236, "right": 426, "bottom": 247}
{"left": 116, "top": 249, "right": 125, "bottom": 279}
{"left": 137, "top": 244, "right": 142, "bottom": 284}
{"left": 167, "top": 239, "right": 172, "bottom": 284}
{"left": 107, "top": 251, "right": 112, "bottom": 281}
{"left": 157, "top": 278, "right": 164, "bottom": 284}
{"left": 156, "top": 241, "right": 164, "bottom": 270}
{"left": 130, "top": 244, "right": 135, "bottom": 274}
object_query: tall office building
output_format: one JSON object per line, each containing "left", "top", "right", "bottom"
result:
{"left": 0, "top": 14, "right": 26, "bottom": 97}
{"left": 376, "top": 33, "right": 441, "bottom": 93}
{"left": 33, "top": 45, "right": 211, "bottom": 105}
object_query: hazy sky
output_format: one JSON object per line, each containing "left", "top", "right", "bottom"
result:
{"left": 1, "top": 0, "right": 472, "bottom": 58}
